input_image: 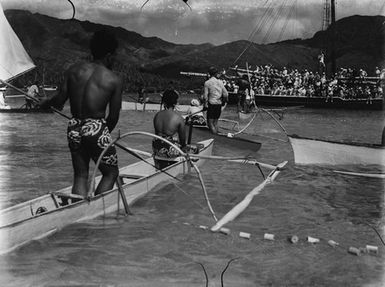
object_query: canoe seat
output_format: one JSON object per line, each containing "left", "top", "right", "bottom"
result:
{"left": 119, "top": 174, "right": 144, "bottom": 180}
{"left": 51, "top": 192, "right": 84, "bottom": 200}
{"left": 49, "top": 192, "right": 84, "bottom": 206}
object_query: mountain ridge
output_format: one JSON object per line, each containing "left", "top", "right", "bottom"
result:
{"left": 4, "top": 10, "right": 384, "bottom": 90}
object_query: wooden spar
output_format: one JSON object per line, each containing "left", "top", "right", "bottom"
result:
{"left": 116, "top": 176, "right": 131, "bottom": 215}
{"left": 330, "top": 0, "right": 336, "bottom": 75}
{"left": 191, "top": 159, "right": 218, "bottom": 222}
{"left": 180, "top": 71, "right": 207, "bottom": 77}
{"left": 210, "top": 161, "right": 288, "bottom": 232}
{"left": 333, "top": 170, "right": 385, "bottom": 179}
{"left": 225, "top": 159, "right": 276, "bottom": 170}
{"left": 123, "top": 146, "right": 277, "bottom": 169}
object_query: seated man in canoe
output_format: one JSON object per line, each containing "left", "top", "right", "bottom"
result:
{"left": 153, "top": 89, "right": 188, "bottom": 169}
{"left": 186, "top": 98, "right": 206, "bottom": 126}
{"left": 40, "top": 30, "right": 123, "bottom": 197}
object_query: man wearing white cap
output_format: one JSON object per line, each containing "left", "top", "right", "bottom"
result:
{"left": 187, "top": 99, "right": 206, "bottom": 126}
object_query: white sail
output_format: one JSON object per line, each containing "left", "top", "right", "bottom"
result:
{"left": 0, "top": 2, "right": 35, "bottom": 82}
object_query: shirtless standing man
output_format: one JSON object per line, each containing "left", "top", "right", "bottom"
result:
{"left": 152, "top": 89, "right": 186, "bottom": 169}
{"left": 202, "top": 66, "right": 228, "bottom": 134}
{"left": 41, "top": 30, "right": 123, "bottom": 197}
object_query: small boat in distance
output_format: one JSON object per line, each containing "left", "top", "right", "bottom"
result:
{"left": 0, "top": 138, "right": 214, "bottom": 255}
{"left": 288, "top": 134, "right": 385, "bottom": 166}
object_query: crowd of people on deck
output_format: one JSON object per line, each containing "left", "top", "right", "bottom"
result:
{"left": 221, "top": 65, "right": 385, "bottom": 101}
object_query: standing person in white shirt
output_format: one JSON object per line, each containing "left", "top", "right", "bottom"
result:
{"left": 202, "top": 66, "right": 228, "bottom": 134}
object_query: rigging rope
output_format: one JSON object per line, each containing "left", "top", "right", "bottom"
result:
{"left": 232, "top": 0, "right": 273, "bottom": 65}
{"left": 261, "top": 0, "right": 290, "bottom": 44}
{"left": 66, "top": 0, "right": 75, "bottom": 19}
{"left": 277, "top": 0, "right": 297, "bottom": 43}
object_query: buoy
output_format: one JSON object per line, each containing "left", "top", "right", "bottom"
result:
{"left": 289, "top": 235, "right": 299, "bottom": 244}
{"left": 327, "top": 240, "right": 339, "bottom": 248}
{"left": 366, "top": 245, "right": 379, "bottom": 254}
{"left": 264, "top": 233, "right": 275, "bottom": 240}
{"left": 227, "top": 133, "right": 234, "bottom": 138}
{"left": 199, "top": 225, "right": 208, "bottom": 230}
{"left": 307, "top": 236, "right": 320, "bottom": 243}
{"left": 239, "top": 232, "right": 251, "bottom": 239}
{"left": 219, "top": 227, "right": 231, "bottom": 235}
{"left": 348, "top": 247, "right": 361, "bottom": 256}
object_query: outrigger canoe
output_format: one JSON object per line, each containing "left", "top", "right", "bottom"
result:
{"left": 188, "top": 124, "right": 262, "bottom": 153}
{"left": 288, "top": 134, "right": 385, "bottom": 166}
{"left": 0, "top": 138, "right": 214, "bottom": 255}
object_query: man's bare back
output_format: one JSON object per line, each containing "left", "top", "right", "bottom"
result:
{"left": 63, "top": 61, "right": 122, "bottom": 131}
{"left": 153, "top": 110, "right": 186, "bottom": 144}
{"left": 40, "top": 29, "right": 123, "bottom": 197}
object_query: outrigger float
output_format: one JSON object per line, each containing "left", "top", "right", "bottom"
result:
{"left": 288, "top": 134, "right": 385, "bottom": 166}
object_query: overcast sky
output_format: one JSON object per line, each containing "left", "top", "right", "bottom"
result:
{"left": 1, "top": 0, "right": 384, "bottom": 45}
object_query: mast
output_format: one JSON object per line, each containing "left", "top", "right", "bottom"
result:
{"left": 330, "top": 0, "right": 336, "bottom": 76}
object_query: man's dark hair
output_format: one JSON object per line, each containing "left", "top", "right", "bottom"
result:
{"left": 90, "top": 30, "right": 118, "bottom": 60}
{"left": 162, "top": 89, "right": 179, "bottom": 108}
{"left": 208, "top": 66, "right": 218, "bottom": 77}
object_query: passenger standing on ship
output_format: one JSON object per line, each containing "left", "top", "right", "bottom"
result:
{"left": 40, "top": 30, "right": 123, "bottom": 197}
{"left": 202, "top": 66, "right": 228, "bottom": 134}
{"left": 318, "top": 50, "right": 326, "bottom": 74}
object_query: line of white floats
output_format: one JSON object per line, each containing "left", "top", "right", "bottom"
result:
{"left": 181, "top": 222, "right": 379, "bottom": 256}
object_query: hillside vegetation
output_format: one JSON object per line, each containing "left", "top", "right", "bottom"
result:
{"left": 5, "top": 10, "right": 384, "bottom": 91}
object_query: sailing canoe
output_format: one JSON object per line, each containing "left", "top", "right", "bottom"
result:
{"left": 0, "top": 138, "right": 214, "bottom": 255}
{"left": 288, "top": 134, "right": 385, "bottom": 166}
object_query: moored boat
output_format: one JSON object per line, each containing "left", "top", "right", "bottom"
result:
{"left": 228, "top": 92, "right": 383, "bottom": 110}
{"left": 0, "top": 138, "right": 214, "bottom": 255}
{"left": 288, "top": 134, "right": 385, "bottom": 166}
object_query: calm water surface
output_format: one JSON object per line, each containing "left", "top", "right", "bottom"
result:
{"left": 0, "top": 105, "right": 384, "bottom": 286}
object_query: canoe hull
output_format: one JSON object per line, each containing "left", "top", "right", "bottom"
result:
{"left": 288, "top": 135, "right": 385, "bottom": 166}
{"left": 0, "top": 139, "right": 214, "bottom": 254}
{"left": 189, "top": 125, "right": 261, "bottom": 153}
